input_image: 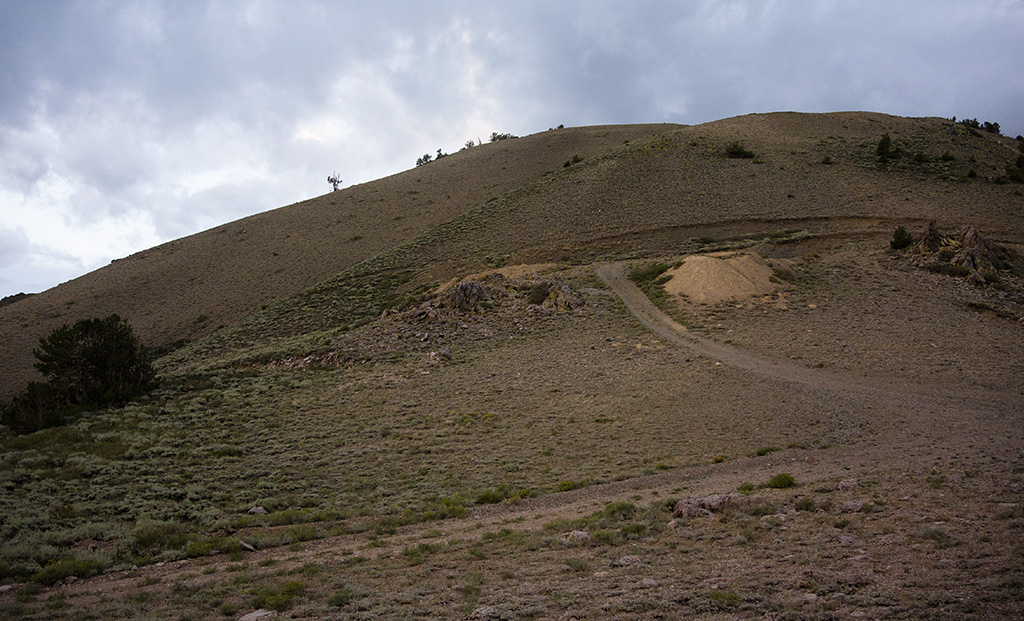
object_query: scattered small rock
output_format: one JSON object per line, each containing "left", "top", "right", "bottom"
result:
{"left": 673, "top": 493, "right": 766, "bottom": 519}
{"left": 470, "top": 605, "right": 499, "bottom": 619}
{"left": 612, "top": 555, "right": 642, "bottom": 567}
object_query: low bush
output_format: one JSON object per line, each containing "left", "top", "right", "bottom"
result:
{"left": 766, "top": 473, "right": 796, "bottom": 489}
{"left": 725, "top": 141, "right": 756, "bottom": 158}
{"left": 252, "top": 580, "right": 305, "bottom": 612}
{"left": 890, "top": 226, "right": 914, "bottom": 250}
{"left": 876, "top": 133, "right": 892, "bottom": 160}
{"left": 475, "top": 484, "right": 534, "bottom": 505}
{"left": 32, "top": 558, "right": 105, "bottom": 586}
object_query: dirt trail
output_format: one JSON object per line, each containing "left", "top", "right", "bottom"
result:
{"left": 595, "top": 262, "right": 1011, "bottom": 413}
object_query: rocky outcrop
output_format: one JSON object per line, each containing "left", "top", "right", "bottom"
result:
{"left": 672, "top": 493, "right": 766, "bottom": 519}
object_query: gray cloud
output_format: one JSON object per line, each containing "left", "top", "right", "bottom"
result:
{"left": 1, "top": 0, "right": 1022, "bottom": 297}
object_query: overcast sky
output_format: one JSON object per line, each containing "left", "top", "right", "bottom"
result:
{"left": 2, "top": 1, "right": 1022, "bottom": 298}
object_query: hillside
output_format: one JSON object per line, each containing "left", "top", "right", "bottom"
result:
{"left": 1, "top": 112, "right": 1023, "bottom": 619}
{"left": 0, "top": 123, "right": 672, "bottom": 401}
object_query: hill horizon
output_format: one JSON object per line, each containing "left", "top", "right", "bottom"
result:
{"left": 3, "top": 111, "right": 1022, "bottom": 401}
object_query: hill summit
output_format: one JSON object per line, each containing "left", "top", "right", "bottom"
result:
{"left": 2, "top": 111, "right": 1021, "bottom": 399}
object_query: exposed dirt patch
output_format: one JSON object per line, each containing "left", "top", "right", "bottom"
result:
{"left": 663, "top": 252, "right": 786, "bottom": 304}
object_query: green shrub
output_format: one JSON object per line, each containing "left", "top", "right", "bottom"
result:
{"left": 766, "top": 473, "right": 796, "bottom": 489}
{"left": 794, "top": 497, "right": 816, "bottom": 512}
{"left": 133, "top": 521, "right": 190, "bottom": 555}
{"left": 329, "top": 586, "right": 365, "bottom": 607}
{"left": 252, "top": 580, "right": 305, "bottom": 612}
{"left": 592, "top": 529, "right": 618, "bottom": 545}
{"left": 32, "top": 558, "right": 105, "bottom": 586}
{"left": 475, "top": 485, "right": 533, "bottom": 505}
{"left": 890, "top": 226, "right": 914, "bottom": 250}
{"left": 710, "top": 589, "right": 741, "bottom": 606}
{"left": 621, "top": 523, "right": 647, "bottom": 537}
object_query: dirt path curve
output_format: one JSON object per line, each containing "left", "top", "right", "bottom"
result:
{"left": 594, "top": 262, "right": 1009, "bottom": 411}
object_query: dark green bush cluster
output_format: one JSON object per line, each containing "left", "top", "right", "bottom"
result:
{"left": 1, "top": 314, "right": 155, "bottom": 434}
{"left": 416, "top": 148, "right": 449, "bottom": 167}
{"left": 957, "top": 117, "right": 1001, "bottom": 135}
{"left": 890, "top": 226, "right": 914, "bottom": 250}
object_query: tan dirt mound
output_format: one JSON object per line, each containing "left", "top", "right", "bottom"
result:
{"left": 664, "top": 252, "right": 778, "bottom": 304}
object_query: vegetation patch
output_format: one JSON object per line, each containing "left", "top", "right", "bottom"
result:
{"left": 252, "top": 580, "right": 305, "bottom": 612}
{"left": 629, "top": 261, "right": 676, "bottom": 308}
{"left": 765, "top": 473, "right": 796, "bottom": 489}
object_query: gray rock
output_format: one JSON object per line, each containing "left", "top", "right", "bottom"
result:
{"left": 247, "top": 506, "right": 268, "bottom": 515}
{"left": 612, "top": 555, "right": 642, "bottom": 567}
{"left": 840, "top": 500, "right": 865, "bottom": 513}
{"left": 558, "top": 530, "right": 591, "bottom": 544}
{"left": 239, "top": 610, "right": 277, "bottom": 621}
{"left": 836, "top": 479, "right": 858, "bottom": 492}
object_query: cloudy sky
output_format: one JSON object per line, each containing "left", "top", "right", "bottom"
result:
{"left": 2, "top": 1, "right": 1022, "bottom": 298}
